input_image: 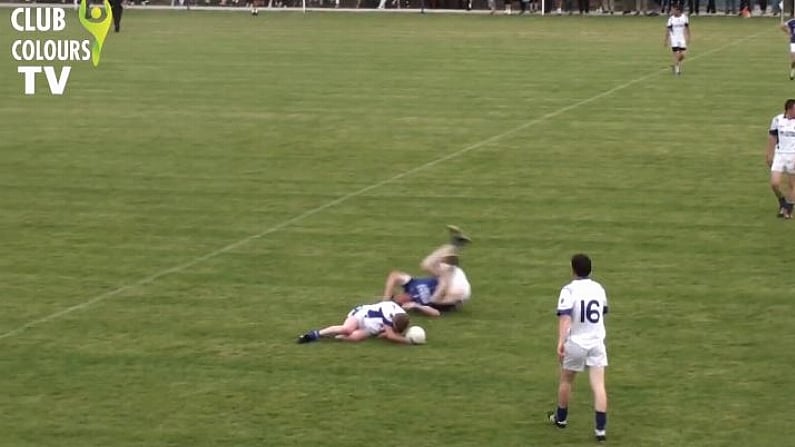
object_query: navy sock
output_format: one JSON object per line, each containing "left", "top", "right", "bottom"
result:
{"left": 309, "top": 330, "right": 320, "bottom": 340}
{"left": 779, "top": 196, "right": 787, "bottom": 208}
{"left": 556, "top": 406, "right": 568, "bottom": 423}
{"left": 595, "top": 411, "right": 607, "bottom": 431}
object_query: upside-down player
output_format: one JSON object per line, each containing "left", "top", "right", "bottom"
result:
{"left": 296, "top": 300, "right": 413, "bottom": 344}
{"left": 383, "top": 225, "right": 472, "bottom": 317}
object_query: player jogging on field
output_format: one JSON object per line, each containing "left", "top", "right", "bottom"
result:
{"left": 547, "top": 254, "right": 610, "bottom": 443}
{"left": 766, "top": 99, "right": 795, "bottom": 219}
{"left": 780, "top": 17, "right": 795, "bottom": 80}
{"left": 665, "top": 5, "right": 690, "bottom": 76}
{"left": 297, "top": 301, "right": 413, "bottom": 344}
{"left": 383, "top": 225, "right": 472, "bottom": 317}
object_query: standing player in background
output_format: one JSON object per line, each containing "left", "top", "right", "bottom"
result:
{"left": 766, "top": 99, "right": 795, "bottom": 219}
{"left": 665, "top": 5, "right": 690, "bottom": 76}
{"left": 780, "top": 17, "right": 795, "bottom": 79}
{"left": 547, "top": 254, "right": 610, "bottom": 443}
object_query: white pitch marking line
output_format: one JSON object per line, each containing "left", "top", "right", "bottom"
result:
{"left": 0, "top": 30, "right": 767, "bottom": 340}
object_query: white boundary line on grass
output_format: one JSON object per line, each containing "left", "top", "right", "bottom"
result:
{"left": 0, "top": 30, "right": 767, "bottom": 341}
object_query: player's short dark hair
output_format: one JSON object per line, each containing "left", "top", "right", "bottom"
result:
{"left": 785, "top": 99, "right": 795, "bottom": 112}
{"left": 393, "top": 313, "right": 410, "bottom": 333}
{"left": 571, "top": 254, "right": 592, "bottom": 278}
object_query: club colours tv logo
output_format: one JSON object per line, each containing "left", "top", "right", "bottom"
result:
{"left": 10, "top": 0, "right": 112, "bottom": 96}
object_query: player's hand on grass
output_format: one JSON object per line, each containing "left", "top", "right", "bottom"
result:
{"left": 401, "top": 302, "right": 416, "bottom": 310}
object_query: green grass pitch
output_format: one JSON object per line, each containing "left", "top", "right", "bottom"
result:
{"left": 1, "top": 9, "right": 794, "bottom": 446}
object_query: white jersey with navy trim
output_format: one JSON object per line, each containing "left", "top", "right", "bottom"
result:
{"left": 556, "top": 278, "right": 608, "bottom": 349}
{"left": 770, "top": 113, "right": 795, "bottom": 155}
{"left": 349, "top": 301, "right": 406, "bottom": 335}
{"left": 666, "top": 14, "right": 689, "bottom": 47}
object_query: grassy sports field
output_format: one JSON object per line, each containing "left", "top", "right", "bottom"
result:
{"left": 1, "top": 9, "right": 794, "bottom": 446}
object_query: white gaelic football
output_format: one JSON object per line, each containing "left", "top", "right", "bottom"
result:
{"left": 406, "top": 326, "right": 426, "bottom": 345}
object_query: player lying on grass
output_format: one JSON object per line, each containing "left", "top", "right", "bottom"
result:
{"left": 296, "top": 301, "right": 413, "bottom": 344}
{"left": 383, "top": 225, "right": 472, "bottom": 317}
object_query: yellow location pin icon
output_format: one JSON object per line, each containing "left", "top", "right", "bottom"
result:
{"left": 78, "top": 0, "right": 113, "bottom": 67}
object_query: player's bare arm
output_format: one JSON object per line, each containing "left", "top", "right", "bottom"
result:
{"left": 767, "top": 134, "right": 778, "bottom": 166}
{"left": 382, "top": 270, "right": 407, "bottom": 299}
{"left": 557, "top": 314, "right": 572, "bottom": 362}
{"left": 401, "top": 302, "right": 442, "bottom": 317}
{"left": 378, "top": 326, "right": 412, "bottom": 344}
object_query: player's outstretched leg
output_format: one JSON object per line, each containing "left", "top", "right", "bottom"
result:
{"left": 419, "top": 225, "right": 470, "bottom": 279}
{"left": 447, "top": 224, "right": 472, "bottom": 247}
{"left": 297, "top": 316, "right": 358, "bottom": 343}
{"left": 420, "top": 243, "right": 457, "bottom": 276}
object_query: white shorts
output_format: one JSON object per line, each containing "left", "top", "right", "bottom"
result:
{"left": 671, "top": 40, "right": 687, "bottom": 51}
{"left": 448, "top": 266, "right": 472, "bottom": 302}
{"left": 771, "top": 152, "right": 795, "bottom": 173}
{"left": 562, "top": 340, "right": 608, "bottom": 372}
{"left": 347, "top": 307, "right": 383, "bottom": 335}
{"left": 790, "top": 43, "right": 795, "bottom": 54}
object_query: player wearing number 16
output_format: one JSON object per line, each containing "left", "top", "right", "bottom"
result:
{"left": 547, "top": 254, "right": 610, "bottom": 443}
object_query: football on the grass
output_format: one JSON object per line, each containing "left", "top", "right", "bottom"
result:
{"left": 406, "top": 326, "right": 426, "bottom": 345}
